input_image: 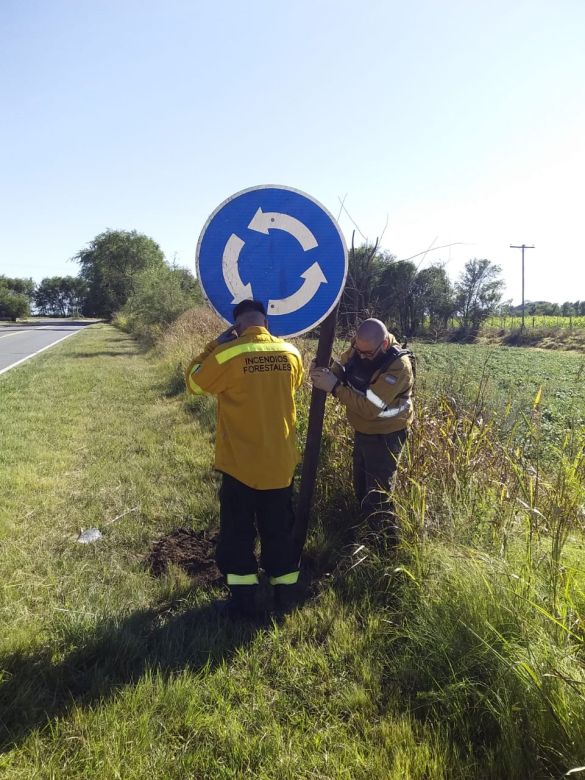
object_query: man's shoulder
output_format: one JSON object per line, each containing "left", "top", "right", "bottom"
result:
{"left": 378, "top": 346, "right": 414, "bottom": 380}
{"left": 263, "top": 333, "right": 303, "bottom": 359}
{"left": 384, "top": 344, "right": 412, "bottom": 365}
{"left": 212, "top": 331, "right": 302, "bottom": 365}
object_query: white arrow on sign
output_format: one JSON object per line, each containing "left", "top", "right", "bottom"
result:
{"left": 222, "top": 233, "right": 253, "bottom": 304}
{"left": 248, "top": 208, "right": 318, "bottom": 251}
{"left": 268, "top": 262, "right": 328, "bottom": 316}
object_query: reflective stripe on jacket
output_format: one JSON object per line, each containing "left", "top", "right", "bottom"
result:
{"left": 185, "top": 326, "right": 304, "bottom": 489}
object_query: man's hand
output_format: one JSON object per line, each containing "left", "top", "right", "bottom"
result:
{"left": 217, "top": 326, "right": 238, "bottom": 344}
{"left": 310, "top": 366, "right": 338, "bottom": 393}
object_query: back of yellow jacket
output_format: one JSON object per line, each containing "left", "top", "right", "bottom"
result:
{"left": 185, "top": 326, "right": 304, "bottom": 490}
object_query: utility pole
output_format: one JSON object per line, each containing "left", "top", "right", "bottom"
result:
{"left": 510, "top": 244, "right": 535, "bottom": 330}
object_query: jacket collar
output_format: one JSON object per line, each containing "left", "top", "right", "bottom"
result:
{"left": 240, "top": 326, "right": 270, "bottom": 337}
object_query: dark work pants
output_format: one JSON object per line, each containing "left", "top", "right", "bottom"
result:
{"left": 216, "top": 473, "right": 299, "bottom": 585}
{"left": 352, "top": 429, "right": 407, "bottom": 532}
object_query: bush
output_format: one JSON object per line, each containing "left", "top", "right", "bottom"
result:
{"left": 116, "top": 263, "right": 203, "bottom": 343}
{"left": 0, "top": 288, "right": 30, "bottom": 320}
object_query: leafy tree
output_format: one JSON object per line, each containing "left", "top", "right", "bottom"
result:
{"left": 498, "top": 299, "right": 514, "bottom": 319}
{"left": 0, "top": 288, "right": 30, "bottom": 320}
{"left": 170, "top": 265, "right": 202, "bottom": 300}
{"left": 339, "top": 249, "right": 455, "bottom": 337}
{"left": 0, "top": 276, "right": 33, "bottom": 320}
{"left": 34, "top": 276, "right": 88, "bottom": 316}
{"left": 74, "top": 230, "right": 165, "bottom": 317}
{"left": 376, "top": 260, "right": 417, "bottom": 335}
{"left": 455, "top": 259, "right": 505, "bottom": 331}
{"left": 338, "top": 244, "right": 393, "bottom": 329}
{"left": 410, "top": 264, "right": 455, "bottom": 333}
{"left": 0, "top": 276, "right": 35, "bottom": 303}
{"left": 539, "top": 301, "right": 561, "bottom": 316}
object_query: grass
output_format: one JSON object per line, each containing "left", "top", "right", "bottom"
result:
{"left": 412, "top": 341, "right": 585, "bottom": 448}
{"left": 1, "top": 314, "right": 584, "bottom": 778}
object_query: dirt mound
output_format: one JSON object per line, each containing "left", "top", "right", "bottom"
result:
{"left": 146, "top": 527, "right": 222, "bottom": 587}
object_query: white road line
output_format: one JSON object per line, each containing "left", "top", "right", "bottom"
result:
{"left": 0, "top": 328, "right": 83, "bottom": 377}
{"left": 0, "top": 329, "right": 34, "bottom": 339}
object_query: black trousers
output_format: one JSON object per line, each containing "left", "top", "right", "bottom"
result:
{"left": 352, "top": 429, "right": 407, "bottom": 527}
{"left": 216, "top": 473, "right": 299, "bottom": 584}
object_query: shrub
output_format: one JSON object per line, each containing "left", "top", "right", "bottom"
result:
{"left": 117, "top": 263, "right": 203, "bottom": 343}
{"left": 0, "top": 288, "right": 30, "bottom": 320}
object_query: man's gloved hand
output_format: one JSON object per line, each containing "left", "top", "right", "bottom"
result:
{"left": 217, "top": 327, "right": 238, "bottom": 344}
{"left": 309, "top": 366, "right": 338, "bottom": 393}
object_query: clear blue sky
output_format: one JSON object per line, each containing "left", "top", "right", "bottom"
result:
{"left": 2, "top": 0, "right": 584, "bottom": 304}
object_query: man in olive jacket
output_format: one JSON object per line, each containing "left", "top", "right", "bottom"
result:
{"left": 310, "top": 318, "right": 414, "bottom": 543}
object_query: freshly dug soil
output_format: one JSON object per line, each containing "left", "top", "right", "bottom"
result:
{"left": 146, "top": 527, "right": 222, "bottom": 587}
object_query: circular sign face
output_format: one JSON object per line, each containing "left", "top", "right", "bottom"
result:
{"left": 196, "top": 184, "right": 348, "bottom": 338}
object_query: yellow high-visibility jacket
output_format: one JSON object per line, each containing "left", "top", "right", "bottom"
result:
{"left": 185, "top": 326, "right": 304, "bottom": 490}
{"left": 332, "top": 334, "right": 414, "bottom": 434}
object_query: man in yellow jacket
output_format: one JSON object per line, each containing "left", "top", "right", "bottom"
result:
{"left": 310, "top": 318, "right": 414, "bottom": 544}
{"left": 186, "top": 299, "right": 304, "bottom": 618}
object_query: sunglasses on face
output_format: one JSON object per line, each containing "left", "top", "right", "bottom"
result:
{"left": 354, "top": 340, "right": 384, "bottom": 358}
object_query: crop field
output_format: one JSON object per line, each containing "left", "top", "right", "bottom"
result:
{"left": 484, "top": 314, "right": 585, "bottom": 330}
{"left": 0, "top": 319, "right": 584, "bottom": 779}
{"left": 413, "top": 341, "right": 585, "bottom": 442}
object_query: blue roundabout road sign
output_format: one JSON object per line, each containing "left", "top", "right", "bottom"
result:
{"left": 196, "top": 185, "right": 348, "bottom": 338}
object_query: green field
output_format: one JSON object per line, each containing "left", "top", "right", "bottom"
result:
{"left": 414, "top": 341, "right": 585, "bottom": 440}
{"left": 485, "top": 315, "right": 585, "bottom": 330}
{"left": 1, "top": 321, "right": 584, "bottom": 778}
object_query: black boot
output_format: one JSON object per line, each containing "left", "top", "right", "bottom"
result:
{"left": 273, "top": 584, "right": 300, "bottom": 615}
{"left": 224, "top": 585, "right": 259, "bottom": 621}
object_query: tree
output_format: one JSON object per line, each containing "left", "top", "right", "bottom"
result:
{"left": 339, "top": 249, "right": 456, "bottom": 337}
{"left": 0, "top": 288, "right": 30, "bottom": 320}
{"left": 410, "top": 264, "right": 455, "bottom": 333}
{"left": 338, "top": 243, "right": 393, "bottom": 329}
{"left": 74, "top": 230, "right": 165, "bottom": 317}
{"left": 0, "top": 276, "right": 35, "bottom": 303}
{"left": 34, "top": 276, "right": 88, "bottom": 316}
{"left": 0, "top": 276, "right": 33, "bottom": 320}
{"left": 377, "top": 261, "right": 417, "bottom": 335}
{"left": 455, "top": 259, "right": 505, "bottom": 331}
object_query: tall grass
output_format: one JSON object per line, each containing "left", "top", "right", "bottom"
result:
{"left": 149, "top": 306, "right": 585, "bottom": 775}
{"left": 1, "top": 307, "right": 584, "bottom": 778}
{"left": 360, "top": 394, "right": 583, "bottom": 776}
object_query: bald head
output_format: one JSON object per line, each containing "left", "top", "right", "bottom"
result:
{"left": 354, "top": 318, "right": 390, "bottom": 359}
{"left": 357, "top": 318, "right": 387, "bottom": 342}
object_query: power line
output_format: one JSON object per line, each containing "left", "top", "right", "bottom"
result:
{"left": 510, "top": 244, "right": 535, "bottom": 330}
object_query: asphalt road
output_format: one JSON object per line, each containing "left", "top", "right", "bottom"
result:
{"left": 0, "top": 321, "right": 91, "bottom": 375}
